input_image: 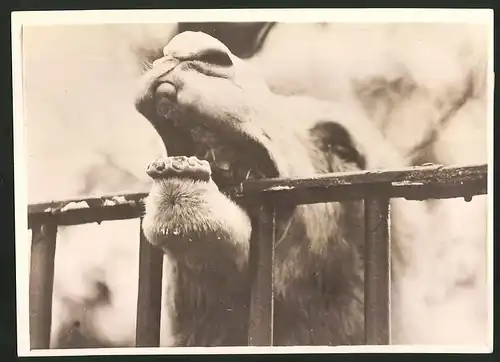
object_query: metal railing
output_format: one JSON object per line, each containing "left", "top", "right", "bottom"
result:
{"left": 27, "top": 163, "right": 488, "bottom": 349}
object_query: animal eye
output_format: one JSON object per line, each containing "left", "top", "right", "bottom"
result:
{"left": 310, "top": 121, "right": 366, "bottom": 169}
{"left": 194, "top": 48, "right": 233, "bottom": 67}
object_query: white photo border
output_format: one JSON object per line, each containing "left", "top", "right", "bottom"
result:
{"left": 11, "top": 8, "right": 495, "bottom": 357}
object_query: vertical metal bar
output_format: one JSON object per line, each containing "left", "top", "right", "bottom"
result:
{"left": 248, "top": 204, "right": 276, "bottom": 346}
{"left": 135, "top": 217, "right": 164, "bottom": 347}
{"left": 29, "top": 220, "right": 58, "bottom": 350}
{"left": 364, "top": 196, "right": 391, "bottom": 345}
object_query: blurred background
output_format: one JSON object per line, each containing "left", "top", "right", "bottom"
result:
{"left": 21, "top": 21, "right": 489, "bottom": 348}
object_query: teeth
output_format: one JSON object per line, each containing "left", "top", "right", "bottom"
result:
{"left": 165, "top": 120, "right": 267, "bottom": 184}
{"left": 217, "top": 161, "right": 231, "bottom": 171}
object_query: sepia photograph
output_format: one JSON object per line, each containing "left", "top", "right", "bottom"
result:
{"left": 12, "top": 9, "right": 493, "bottom": 356}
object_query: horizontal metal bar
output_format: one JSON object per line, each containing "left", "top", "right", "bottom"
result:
{"left": 242, "top": 178, "right": 487, "bottom": 206}
{"left": 29, "top": 191, "right": 148, "bottom": 214}
{"left": 242, "top": 163, "right": 487, "bottom": 196}
{"left": 364, "top": 197, "right": 391, "bottom": 345}
{"left": 27, "top": 164, "right": 487, "bottom": 227}
{"left": 28, "top": 192, "right": 147, "bottom": 228}
{"left": 248, "top": 205, "right": 276, "bottom": 346}
{"left": 135, "top": 218, "right": 164, "bottom": 347}
{"left": 29, "top": 220, "right": 58, "bottom": 350}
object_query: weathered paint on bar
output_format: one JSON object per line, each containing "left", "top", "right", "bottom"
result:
{"left": 242, "top": 164, "right": 487, "bottom": 192}
{"left": 27, "top": 165, "right": 487, "bottom": 226}
{"left": 28, "top": 192, "right": 147, "bottom": 228}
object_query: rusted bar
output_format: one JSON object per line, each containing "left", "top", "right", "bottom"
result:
{"left": 243, "top": 164, "right": 487, "bottom": 192}
{"left": 135, "top": 218, "right": 164, "bottom": 347}
{"left": 364, "top": 196, "right": 391, "bottom": 345}
{"left": 28, "top": 191, "right": 148, "bottom": 214}
{"left": 248, "top": 205, "right": 276, "bottom": 346}
{"left": 27, "top": 164, "right": 487, "bottom": 226}
{"left": 29, "top": 220, "right": 58, "bottom": 350}
{"left": 28, "top": 192, "right": 147, "bottom": 228}
{"left": 240, "top": 178, "right": 487, "bottom": 206}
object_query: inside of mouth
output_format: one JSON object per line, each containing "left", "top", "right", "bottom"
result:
{"left": 161, "top": 113, "right": 269, "bottom": 193}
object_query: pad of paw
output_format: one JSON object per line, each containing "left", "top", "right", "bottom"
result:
{"left": 146, "top": 156, "right": 212, "bottom": 182}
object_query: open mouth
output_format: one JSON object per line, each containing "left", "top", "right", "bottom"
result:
{"left": 133, "top": 36, "right": 282, "bottom": 199}
{"left": 150, "top": 96, "right": 277, "bottom": 197}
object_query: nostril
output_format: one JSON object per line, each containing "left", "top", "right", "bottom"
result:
{"left": 193, "top": 48, "right": 233, "bottom": 67}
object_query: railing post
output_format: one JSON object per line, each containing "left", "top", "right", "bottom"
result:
{"left": 248, "top": 204, "right": 276, "bottom": 346}
{"left": 135, "top": 218, "right": 164, "bottom": 347}
{"left": 364, "top": 196, "right": 391, "bottom": 345}
{"left": 29, "top": 220, "right": 58, "bottom": 350}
